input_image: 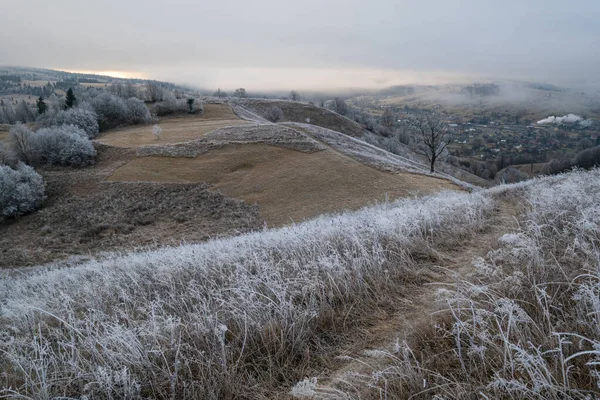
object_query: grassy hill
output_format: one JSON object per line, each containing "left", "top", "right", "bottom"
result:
{"left": 1, "top": 101, "right": 467, "bottom": 267}
{"left": 1, "top": 168, "right": 598, "bottom": 398}
{"left": 238, "top": 98, "right": 367, "bottom": 137}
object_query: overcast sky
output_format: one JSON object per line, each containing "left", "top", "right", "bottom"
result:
{"left": 1, "top": 0, "right": 599, "bottom": 90}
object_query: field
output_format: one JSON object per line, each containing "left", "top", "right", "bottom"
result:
{"left": 3, "top": 169, "right": 599, "bottom": 399}
{"left": 96, "top": 104, "right": 251, "bottom": 147}
{"left": 109, "top": 143, "right": 458, "bottom": 225}
{"left": 1, "top": 101, "right": 464, "bottom": 266}
{"left": 0, "top": 146, "right": 261, "bottom": 268}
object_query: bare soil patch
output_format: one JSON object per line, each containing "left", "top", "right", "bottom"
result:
{"left": 96, "top": 104, "right": 251, "bottom": 147}
{"left": 108, "top": 144, "right": 460, "bottom": 226}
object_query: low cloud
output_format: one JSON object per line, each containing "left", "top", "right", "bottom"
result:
{"left": 538, "top": 114, "right": 583, "bottom": 124}
{"left": 537, "top": 114, "right": 595, "bottom": 126}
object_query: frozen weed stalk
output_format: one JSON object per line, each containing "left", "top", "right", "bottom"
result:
{"left": 343, "top": 169, "right": 600, "bottom": 399}
{"left": 0, "top": 186, "right": 492, "bottom": 398}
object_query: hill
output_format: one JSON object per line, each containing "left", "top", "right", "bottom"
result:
{"left": 1, "top": 101, "right": 467, "bottom": 267}
{"left": 1, "top": 168, "right": 598, "bottom": 398}
{"left": 237, "top": 98, "right": 367, "bottom": 137}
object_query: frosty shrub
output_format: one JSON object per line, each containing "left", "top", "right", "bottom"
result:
{"left": 9, "top": 123, "right": 38, "bottom": 165}
{"left": 51, "top": 107, "right": 100, "bottom": 138}
{"left": 32, "top": 125, "right": 96, "bottom": 166}
{"left": 150, "top": 96, "right": 196, "bottom": 116}
{"left": 0, "top": 162, "right": 45, "bottom": 218}
{"left": 265, "top": 105, "right": 284, "bottom": 122}
{"left": 126, "top": 97, "right": 152, "bottom": 124}
{"left": 14, "top": 100, "right": 35, "bottom": 123}
{"left": 91, "top": 92, "right": 130, "bottom": 131}
{"left": 152, "top": 124, "right": 162, "bottom": 140}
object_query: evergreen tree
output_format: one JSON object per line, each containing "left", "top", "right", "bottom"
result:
{"left": 37, "top": 96, "right": 48, "bottom": 115}
{"left": 65, "top": 88, "right": 76, "bottom": 109}
{"left": 186, "top": 98, "right": 195, "bottom": 113}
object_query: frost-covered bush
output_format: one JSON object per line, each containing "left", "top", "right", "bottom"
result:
{"left": 14, "top": 100, "right": 35, "bottom": 123}
{"left": 126, "top": 97, "right": 152, "bottom": 124}
{"left": 0, "top": 162, "right": 45, "bottom": 218}
{"left": 91, "top": 92, "right": 130, "bottom": 131}
{"left": 9, "top": 124, "right": 96, "bottom": 166}
{"left": 8, "top": 124, "right": 36, "bottom": 164}
{"left": 51, "top": 107, "right": 100, "bottom": 138}
{"left": 32, "top": 125, "right": 96, "bottom": 166}
{"left": 152, "top": 124, "right": 162, "bottom": 140}
{"left": 265, "top": 105, "right": 284, "bottom": 122}
{"left": 151, "top": 97, "right": 196, "bottom": 116}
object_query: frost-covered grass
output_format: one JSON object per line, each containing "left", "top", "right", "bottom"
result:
{"left": 286, "top": 122, "right": 479, "bottom": 191}
{"left": 0, "top": 189, "right": 492, "bottom": 399}
{"left": 339, "top": 169, "right": 600, "bottom": 399}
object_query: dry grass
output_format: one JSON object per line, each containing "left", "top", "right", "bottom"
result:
{"left": 0, "top": 146, "right": 261, "bottom": 268}
{"left": 239, "top": 99, "right": 367, "bottom": 137}
{"left": 108, "top": 143, "right": 459, "bottom": 226}
{"left": 0, "top": 130, "right": 8, "bottom": 145}
{"left": 96, "top": 104, "right": 251, "bottom": 147}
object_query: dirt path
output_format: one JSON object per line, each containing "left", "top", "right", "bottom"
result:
{"left": 296, "top": 197, "right": 521, "bottom": 399}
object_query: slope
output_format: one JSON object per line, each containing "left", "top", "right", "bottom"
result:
{"left": 238, "top": 98, "right": 367, "bottom": 137}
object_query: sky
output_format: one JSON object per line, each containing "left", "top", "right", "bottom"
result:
{"left": 1, "top": 0, "right": 599, "bottom": 90}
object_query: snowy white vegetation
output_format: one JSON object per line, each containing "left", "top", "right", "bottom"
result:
{"left": 151, "top": 94, "right": 202, "bottom": 117}
{"left": 152, "top": 124, "right": 162, "bottom": 140}
{"left": 265, "top": 105, "right": 284, "bottom": 122}
{"left": 313, "top": 168, "right": 600, "bottom": 399}
{"left": 47, "top": 106, "right": 100, "bottom": 138}
{"left": 0, "top": 162, "right": 45, "bottom": 218}
{"left": 0, "top": 188, "right": 492, "bottom": 398}
{"left": 125, "top": 97, "right": 153, "bottom": 125}
{"left": 91, "top": 92, "right": 132, "bottom": 131}
{"left": 9, "top": 124, "right": 96, "bottom": 166}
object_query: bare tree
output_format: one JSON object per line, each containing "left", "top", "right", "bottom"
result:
{"left": 145, "top": 82, "right": 163, "bottom": 103}
{"left": 9, "top": 124, "right": 35, "bottom": 164}
{"left": 380, "top": 108, "right": 395, "bottom": 128}
{"left": 265, "top": 106, "right": 283, "bottom": 122}
{"left": 152, "top": 124, "right": 162, "bottom": 140}
{"left": 233, "top": 88, "right": 247, "bottom": 98}
{"left": 123, "top": 84, "right": 139, "bottom": 99}
{"left": 213, "top": 88, "right": 228, "bottom": 98}
{"left": 289, "top": 90, "right": 301, "bottom": 101}
{"left": 330, "top": 97, "right": 348, "bottom": 115}
{"left": 408, "top": 113, "right": 449, "bottom": 173}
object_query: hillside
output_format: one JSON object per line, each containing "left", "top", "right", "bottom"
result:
{"left": 237, "top": 99, "right": 489, "bottom": 187}
{"left": 237, "top": 98, "right": 367, "bottom": 137}
{"left": 1, "top": 102, "right": 466, "bottom": 267}
{"left": 0, "top": 145, "right": 261, "bottom": 268}
{"left": 104, "top": 103, "right": 460, "bottom": 225}
{"left": 1, "top": 168, "right": 598, "bottom": 398}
